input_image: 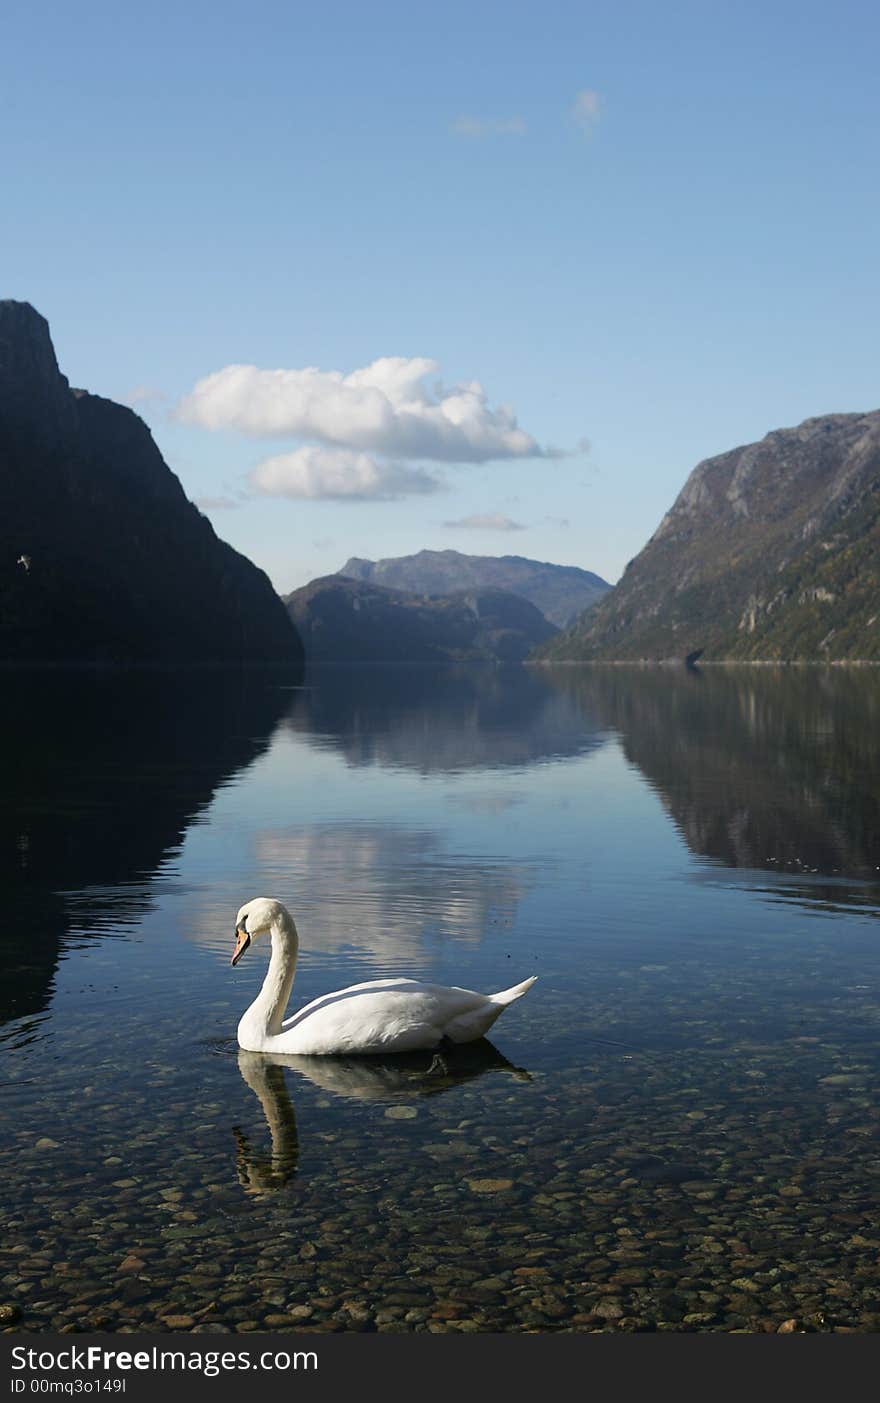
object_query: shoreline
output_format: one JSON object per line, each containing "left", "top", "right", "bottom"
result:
{"left": 528, "top": 657, "right": 880, "bottom": 667}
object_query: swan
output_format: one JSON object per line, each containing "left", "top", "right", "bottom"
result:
{"left": 231, "top": 897, "right": 537, "bottom": 1056}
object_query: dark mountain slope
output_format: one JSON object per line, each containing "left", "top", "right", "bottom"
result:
{"left": 0, "top": 300, "right": 302, "bottom": 664}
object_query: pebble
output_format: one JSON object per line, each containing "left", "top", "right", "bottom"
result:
{"left": 594, "top": 1300, "right": 624, "bottom": 1320}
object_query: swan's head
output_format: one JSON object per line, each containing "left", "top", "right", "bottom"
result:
{"left": 232, "top": 897, "right": 290, "bottom": 966}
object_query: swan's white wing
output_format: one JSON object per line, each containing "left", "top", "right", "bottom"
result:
{"left": 280, "top": 977, "right": 429, "bottom": 1028}
{"left": 276, "top": 978, "right": 492, "bottom": 1055}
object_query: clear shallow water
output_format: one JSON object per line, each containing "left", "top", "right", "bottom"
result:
{"left": 3, "top": 664, "right": 880, "bottom": 1334}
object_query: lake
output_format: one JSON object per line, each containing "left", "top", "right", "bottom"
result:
{"left": 3, "top": 663, "right": 880, "bottom": 1334}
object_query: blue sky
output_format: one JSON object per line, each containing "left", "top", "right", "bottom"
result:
{"left": 3, "top": 0, "right": 879, "bottom": 592}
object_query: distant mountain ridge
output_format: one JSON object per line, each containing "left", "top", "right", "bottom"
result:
{"left": 540, "top": 411, "right": 880, "bottom": 662}
{"left": 0, "top": 300, "right": 302, "bottom": 664}
{"left": 285, "top": 574, "right": 557, "bottom": 662}
{"left": 338, "top": 549, "right": 610, "bottom": 627}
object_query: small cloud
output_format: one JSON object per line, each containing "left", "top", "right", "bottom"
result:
{"left": 451, "top": 115, "right": 527, "bottom": 138}
{"left": 196, "top": 495, "right": 240, "bottom": 511}
{"left": 123, "top": 384, "right": 165, "bottom": 407}
{"left": 543, "top": 515, "right": 570, "bottom": 528}
{"left": 443, "top": 512, "right": 527, "bottom": 531}
{"left": 250, "top": 446, "right": 442, "bottom": 501}
{"left": 572, "top": 89, "right": 602, "bottom": 132}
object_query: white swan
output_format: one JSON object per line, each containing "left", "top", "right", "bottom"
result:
{"left": 231, "top": 897, "right": 537, "bottom": 1056}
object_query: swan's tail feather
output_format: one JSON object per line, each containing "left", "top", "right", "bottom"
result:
{"left": 491, "top": 975, "right": 538, "bottom": 1006}
{"left": 443, "top": 976, "right": 537, "bottom": 1044}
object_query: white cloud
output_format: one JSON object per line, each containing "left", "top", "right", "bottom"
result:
{"left": 177, "top": 355, "right": 543, "bottom": 463}
{"left": 572, "top": 89, "right": 602, "bottom": 131}
{"left": 451, "top": 115, "right": 527, "bottom": 137}
{"left": 443, "top": 512, "right": 526, "bottom": 531}
{"left": 250, "top": 445, "right": 441, "bottom": 501}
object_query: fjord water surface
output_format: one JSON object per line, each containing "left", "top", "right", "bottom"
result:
{"left": 3, "top": 665, "right": 880, "bottom": 1333}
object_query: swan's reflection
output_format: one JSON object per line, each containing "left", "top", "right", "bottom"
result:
{"left": 234, "top": 1053, "right": 300, "bottom": 1194}
{"left": 234, "top": 1040, "right": 530, "bottom": 1194}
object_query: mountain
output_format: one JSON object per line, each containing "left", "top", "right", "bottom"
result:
{"left": 0, "top": 300, "right": 302, "bottom": 664}
{"left": 285, "top": 574, "right": 558, "bottom": 662}
{"left": 540, "top": 411, "right": 880, "bottom": 662}
{"left": 338, "top": 549, "right": 610, "bottom": 627}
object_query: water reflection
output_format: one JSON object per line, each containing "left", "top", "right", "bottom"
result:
{"left": 234, "top": 1052, "right": 299, "bottom": 1195}
{"left": 251, "top": 825, "right": 532, "bottom": 958}
{"left": 283, "top": 1039, "right": 531, "bottom": 1100}
{"left": 6, "top": 663, "right": 880, "bottom": 1332}
{"left": 0, "top": 670, "right": 295, "bottom": 1029}
{"left": 544, "top": 664, "right": 880, "bottom": 904}
{"left": 234, "top": 1041, "right": 530, "bottom": 1195}
{"left": 287, "top": 664, "right": 606, "bottom": 772}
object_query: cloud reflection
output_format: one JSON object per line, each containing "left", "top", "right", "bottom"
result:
{"left": 252, "top": 825, "right": 532, "bottom": 962}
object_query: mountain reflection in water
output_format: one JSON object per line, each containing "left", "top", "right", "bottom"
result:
{"left": 543, "top": 664, "right": 880, "bottom": 908}
{"left": 287, "top": 664, "right": 607, "bottom": 772}
{"left": 0, "top": 669, "right": 295, "bottom": 1027}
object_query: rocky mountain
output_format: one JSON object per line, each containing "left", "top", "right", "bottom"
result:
{"left": 540, "top": 411, "right": 880, "bottom": 662}
{"left": 0, "top": 300, "right": 302, "bottom": 664}
{"left": 338, "top": 549, "right": 610, "bottom": 628}
{"left": 285, "top": 574, "right": 558, "bottom": 663}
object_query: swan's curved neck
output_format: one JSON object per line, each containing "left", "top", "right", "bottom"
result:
{"left": 238, "top": 912, "right": 299, "bottom": 1049}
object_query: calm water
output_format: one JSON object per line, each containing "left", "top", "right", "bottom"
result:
{"left": 3, "top": 664, "right": 880, "bottom": 1334}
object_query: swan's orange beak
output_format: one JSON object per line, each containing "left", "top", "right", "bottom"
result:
{"left": 231, "top": 927, "right": 251, "bottom": 966}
